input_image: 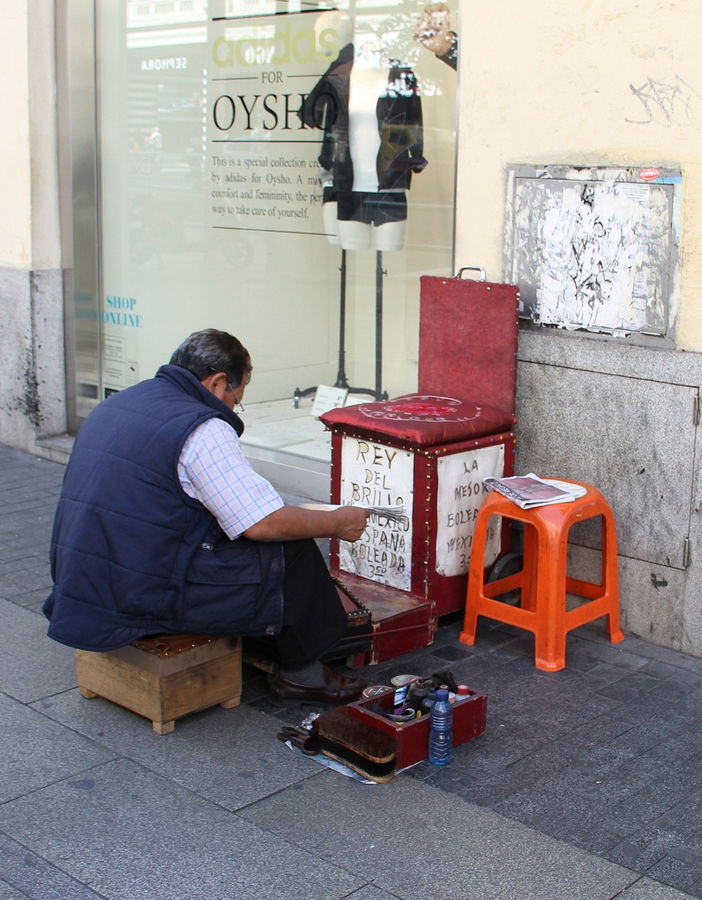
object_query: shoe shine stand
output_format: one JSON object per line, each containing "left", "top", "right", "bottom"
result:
{"left": 293, "top": 249, "right": 389, "bottom": 406}
{"left": 321, "top": 269, "right": 520, "bottom": 664}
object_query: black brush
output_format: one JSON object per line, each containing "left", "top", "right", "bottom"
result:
{"left": 312, "top": 706, "right": 396, "bottom": 782}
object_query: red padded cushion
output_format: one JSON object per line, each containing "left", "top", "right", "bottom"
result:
{"left": 320, "top": 394, "right": 515, "bottom": 447}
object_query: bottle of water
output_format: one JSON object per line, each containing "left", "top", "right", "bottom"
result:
{"left": 428, "top": 687, "right": 453, "bottom": 766}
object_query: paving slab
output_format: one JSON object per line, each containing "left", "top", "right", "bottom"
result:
{"left": 0, "top": 882, "right": 28, "bottom": 900}
{"left": 339, "top": 887, "right": 404, "bottom": 900}
{"left": 0, "top": 833, "right": 104, "bottom": 899}
{"left": 0, "top": 599, "right": 75, "bottom": 702}
{"left": 34, "top": 687, "right": 333, "bottom": 810}
{"left": 617, "top": 879, "right": 698, "bottom": 899}
{"left": 605, "top": 798, "right": 702, "bottom": 897}
{"left": 0, "top": 758, "right": 364, "bottom": 900}
{"left": 239, "top": 769, "right": 639, "bottom": 900}
{"left": 0, "top": 693, "right": 116, "bottom": 803}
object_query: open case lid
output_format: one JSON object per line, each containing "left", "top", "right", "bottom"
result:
{"left": 418, "top": 272, "right": 519, "bottom": 414}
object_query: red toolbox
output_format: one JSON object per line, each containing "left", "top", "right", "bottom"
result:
{"left": 348, "top": 686, "right": 488, "bottom": 771}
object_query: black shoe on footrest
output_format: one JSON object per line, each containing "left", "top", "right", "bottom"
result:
{"left": 269, "top": 665, "right": 365, "bottom": 704}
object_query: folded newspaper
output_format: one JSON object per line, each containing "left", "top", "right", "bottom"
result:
{"left": 483, "top": 474, "right": 586, "bottom": 509}
{"left": 300, "top": 502, "right": 408, "bottom": 523}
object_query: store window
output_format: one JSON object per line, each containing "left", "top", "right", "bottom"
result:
{"left": 71, "top": 1, "right": 458, "bottom": 420}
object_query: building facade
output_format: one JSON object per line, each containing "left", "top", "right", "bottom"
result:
{"left": 3, "top": 0, "right": 702, "bottom": 658}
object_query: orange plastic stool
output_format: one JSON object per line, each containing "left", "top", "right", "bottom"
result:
{"left": 459, "top": 479, "right": 624, "bottom": 671}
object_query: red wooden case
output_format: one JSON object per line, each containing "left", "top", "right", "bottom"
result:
{"left": 348, "top": 686, "right": 488, "bottom": 771}
{"left": 326, "top": 427, "right": 515, "bottom": 663}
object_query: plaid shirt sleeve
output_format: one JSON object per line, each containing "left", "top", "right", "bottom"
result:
{"left": 177, "top": 417, "right": 284, "bottom": 539}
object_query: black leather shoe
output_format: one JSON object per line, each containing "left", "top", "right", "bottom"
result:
{"left": 269, "top": 665, "right": 365, "bottom": 704}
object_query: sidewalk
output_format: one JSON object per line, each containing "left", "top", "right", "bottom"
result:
{"left": 1, "top": 441, "right": 701, "bottom": 900}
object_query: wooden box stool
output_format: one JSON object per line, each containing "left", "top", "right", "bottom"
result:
{"left": 460, "top": 479, "right": 624, "bottom": 671}
{"left": 75, "top": 633, "right": 242, "bottom": 733}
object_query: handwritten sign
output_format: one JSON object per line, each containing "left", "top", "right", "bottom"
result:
{"left": 435, "top": 445, "right": 505, "bottom": 577}
{"left": 339, "top": 436, "right": 413, "bottom": 591}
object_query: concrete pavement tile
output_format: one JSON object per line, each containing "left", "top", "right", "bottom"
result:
{"left": 488, "top": 685, "right": 619, "bottom": 740}
{"left": 0, "top": 576, "right": 43, "bottom": 598}
{"left": 0, "top": 758, "right": 363, "bottom": 900}
{"left": 596, "top": 670, "right": 675, "bottom": 703}
{"left": 0, "top": 881, "right": 28, "bottom": 900}
{"left": 0, "top": 694, "right": 116, "bottom": 803}
{"left": 445, "top": 718, "right": 539, "bottom": 772}
{"left": 239, "top": 771, "right": 638, "bottom": 900}
{"left": 1, "top": 572, "right": 53, "bottom": 601}
{"left": 0, "top": 544, "right": 47, "bottom": 566}
{"left": 0, "top": 498, "right": 53, "bottom": 517}
{"left": 606, "top": 839, "right": 669, "bottom": 872}
{"left": 603, "top": 774, "right": 702, "bottom": 838}
{"left": 550, "top": 660, "right": 635, "bottom": 690}
{"left": 488, "top": 785, "right": 628, "bottom": 855}
{"left": 643, "top": 679, "right": 702, "bottom": 716}
{"left": 0, "top": 834, "right": 104, "bottom": 899}
{"left": 2, "top": 519, "right": 53, "bottom": 538}
{"left": 0, "top": 558, "right": 51, "bottom": 581}
{"left": 341, "top": 886, "right": 403, "bottom": 900}
{"left": 627, "top": 800, "right": 702, "bottom": 875}
{"left": 623, "top": 640, "right": 702, "bottom": 675}
{"left": 7, "top": 591, "right": 50, "bottom": 616}
{"left": 0, "top": 600, "right": 75, "bottom": 702}
{"left": 427, "top": 654, "right": 525, "bottom": 696}
{"left": 554, "top": 637, "right": 627, "bottom": 673}
{"left": 0, "top": 557, "right": 52, "bottom": 580}
{"left": 598, "top": 720, "right": 699, "bottom": 767}
{"left": 427, "top": 643, "right": 476, "bottom": 663}
{"left": 494, "top": 666, "right": 623, "bottom": 707}
{"left": 638, "top": 660, "right": 702, "bottom": 685}
{"left": 33, "top": 688, "right": 333, "bottom": 810}
{"left": 578, "top": 640, "right": 652, "bottom": 673}
{"left": 419, "top": 762, "right": 535, "bottom": 806}
{"left": 646, "top": 857, "right": 702, "bottom": 897}
{"left": 617, "top": 876, "right": 699, "bottom": 898}
{"left": 604, "top": 694, "right": 701, "bottom": 730}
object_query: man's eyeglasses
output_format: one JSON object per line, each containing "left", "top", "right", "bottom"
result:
{"left": 225, "top": 383, "right": 245, "bottom": 411}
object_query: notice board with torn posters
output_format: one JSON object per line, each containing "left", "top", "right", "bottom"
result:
{"left": 504, "top": 165, "right": 681, "bottom": 339}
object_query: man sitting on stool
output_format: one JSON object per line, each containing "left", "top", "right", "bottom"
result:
{"left": 44, "top": 329, "right": 370, "bottom": 704}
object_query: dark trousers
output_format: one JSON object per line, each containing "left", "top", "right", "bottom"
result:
{"left": 272, "top": 539, "right": 347, "bottom": 669}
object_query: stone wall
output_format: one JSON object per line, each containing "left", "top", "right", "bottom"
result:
{"left": 515, "top": 329, "right": 702, "bottom": 656}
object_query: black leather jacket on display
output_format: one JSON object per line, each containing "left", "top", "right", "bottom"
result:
{"left": 300, "top": 43, "right": 427, "bottom": 193}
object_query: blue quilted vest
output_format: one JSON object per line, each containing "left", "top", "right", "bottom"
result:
{"left": 43, "top": 365, "right": 284, "bottom": 651}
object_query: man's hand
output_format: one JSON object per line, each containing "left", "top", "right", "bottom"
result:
{"left": 414, "top": 3, "right": 454, "bottom": 58}
{"left": 331, "top": 505, "right": 370, "bottom": 542}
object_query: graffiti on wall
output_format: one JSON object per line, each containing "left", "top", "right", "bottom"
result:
{"left": 506, "top": 166, "right": 679, "bottom": 337}
{"left": 626, "top": 74, "right": 702, "bottom": 129}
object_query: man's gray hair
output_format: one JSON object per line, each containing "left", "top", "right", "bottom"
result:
{"left": 169, "top": 329, "right": 252, "bottom": 387}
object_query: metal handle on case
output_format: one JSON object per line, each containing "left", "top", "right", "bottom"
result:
{"left": 455, "top": 266, "right": 487, "bottom": 281}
